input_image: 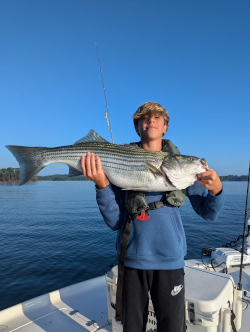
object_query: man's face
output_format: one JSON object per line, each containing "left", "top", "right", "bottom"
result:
{"left": 136, "top": 114, "right": 168, "bottom": 141}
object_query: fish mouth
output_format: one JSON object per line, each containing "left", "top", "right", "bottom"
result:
{"left": 195, "top": 158, "right": 208, "bottom": 171}
{"left": 194, "top": 158, "right": 209, "bottom": 181}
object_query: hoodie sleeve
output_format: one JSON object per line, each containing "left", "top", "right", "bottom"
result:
{"left": 186, "top": 181, "right": 224, "bottom": 223}
{"left": 96, "top": 183, "right": 125, "bottom": 231}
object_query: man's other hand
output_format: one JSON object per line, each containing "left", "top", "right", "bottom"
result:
{"left": 81, "top": 152, "right": 110, "bottom": 189}
{"left": 197, "top": 169, "right": 222, "bottom": 196}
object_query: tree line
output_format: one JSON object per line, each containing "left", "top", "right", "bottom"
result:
{"left": 0, "top": 168, "right": 38, "bottom": 182}
{"left": 37, "top": 174, "right": 89, "bottom": 181}
{"left": 219, "top": 175, "right": 248, "bottom": 181}
{"left": 0, "top": 167, "right": 248, "bottom": 183}
{"left": 0, "top": 168, "right": 88, "bottom": 182}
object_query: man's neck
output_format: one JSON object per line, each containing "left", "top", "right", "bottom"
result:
{"left": 141, "top": 139, "right": 162, "bottom": 151}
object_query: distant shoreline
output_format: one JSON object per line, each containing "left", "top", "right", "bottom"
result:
{"left": 0, "top": 178, "right": 248, "bottom": 183}
{"left": 0, "top": 168, "right": 248, "bottom": 183}
{"left": 0, "top": 169, "right": 90, "bottom": 183}
{"left": 0, "top": 180, "right": 248, "bottom": 184}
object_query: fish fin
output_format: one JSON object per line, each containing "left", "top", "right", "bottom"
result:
{"left": 5, "top": 145, "right": 46, "bottom": 186}
{"left": 145, "top": 162, "right": 162, "bottom": 175}
{"left": 74, "top": 129, "right": 109, "bottom": 145}
{"left": 68, "top": 166, "right": 83, "bottom": 177}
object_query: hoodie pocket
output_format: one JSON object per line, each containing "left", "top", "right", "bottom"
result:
{"left": 127, "top": 210, "right": 183, "bottom": 258}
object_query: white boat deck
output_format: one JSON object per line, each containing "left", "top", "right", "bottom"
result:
{"left": 1, "top": 259, "right": 250, "bottom": 331}
{"left": 0, "top": 276, "right": 111, "bottom": 332}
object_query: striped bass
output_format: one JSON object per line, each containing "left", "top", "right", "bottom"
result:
{"left": 6, "top": 130, "right": 208, "bottom": 190}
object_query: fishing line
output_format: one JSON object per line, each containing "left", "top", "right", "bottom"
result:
{"left": 222, "top": 234, "right": 248, "bottom": 249}
{"left": 237, "top": 160, "right": 250, "bottom": 290}
{"left": 95, "top": 42, "right": 114, "bottom": 144}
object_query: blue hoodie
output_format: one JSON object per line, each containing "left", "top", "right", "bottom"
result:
{"left": 96, "top": 180, "right": 224, "bottom": 270}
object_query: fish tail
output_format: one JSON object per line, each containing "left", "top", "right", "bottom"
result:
{"left": 5, "top": 145, "right": 46, "bottom": 186}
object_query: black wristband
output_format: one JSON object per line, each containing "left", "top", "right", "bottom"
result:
{"left": 215, "top": 189, "right": 222, "bottom": 196}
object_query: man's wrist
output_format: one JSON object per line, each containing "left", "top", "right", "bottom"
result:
{"left": 209, "top": 188, "right": 222, "bottom": 196}
{"left": 96, "top": 180, "right": 110, "bottom": 190}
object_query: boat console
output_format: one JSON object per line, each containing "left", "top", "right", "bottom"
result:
{"left": 106, "top": 263, "right": 242, "bottom": 332}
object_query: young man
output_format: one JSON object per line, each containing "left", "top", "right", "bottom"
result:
{"left": 81, "top": 102, "right": 224, "bottom": 332}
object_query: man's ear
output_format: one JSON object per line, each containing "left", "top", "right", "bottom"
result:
{"left": 163, "top": 124, "right": 168, "bottom": 134}
{"left": 135, "top": 126, "right": 140, "bottom": 137}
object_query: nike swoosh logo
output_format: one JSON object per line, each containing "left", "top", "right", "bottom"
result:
{"left": 171, "top": 285, "right": 183, "bottom": 296}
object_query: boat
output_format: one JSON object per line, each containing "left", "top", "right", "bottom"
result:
{"left": 1, "top": 48, "right": 249, "bottom": 332}
{"left": 1, "top": 225, "right": 250, "bottom": 332}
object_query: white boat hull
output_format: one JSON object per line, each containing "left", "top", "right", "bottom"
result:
{"left": 1, "top": 258, "right": 250, "bottom": 331}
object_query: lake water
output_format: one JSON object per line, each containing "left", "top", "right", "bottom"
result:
{"left": 0, "top": 181, "right": 249, "bottom": 311}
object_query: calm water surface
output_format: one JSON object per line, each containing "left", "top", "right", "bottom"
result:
{"left": 0, "top": 181, "right": 248, "bottom": 310}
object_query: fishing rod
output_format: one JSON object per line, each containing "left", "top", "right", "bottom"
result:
{"left": 237, "top": 161, "right": 250, "bottom": 290}
{"left": 95, "top": 42, "right": 114, "bottom": 144}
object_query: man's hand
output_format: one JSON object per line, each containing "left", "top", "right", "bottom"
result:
{"left": 81, "top": 152, "right": 110, "bottom": 189}
{"left": 197, "top": 169, "right": 222, "bottom": 196}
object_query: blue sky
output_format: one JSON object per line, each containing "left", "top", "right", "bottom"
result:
{"left": 1, "top": 0, "right": 249, "bottom": 176}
